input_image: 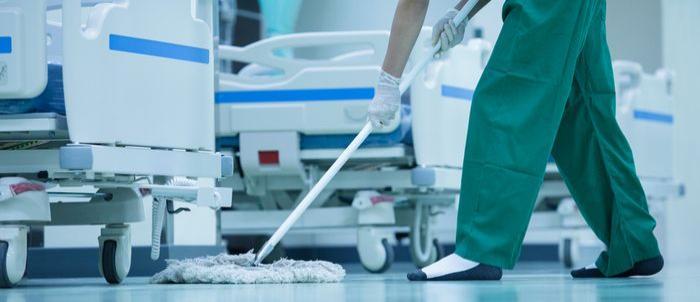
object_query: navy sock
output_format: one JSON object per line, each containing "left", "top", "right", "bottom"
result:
{"left": 571, "top": 255, "right": 664, "bottom": 279}
{"left": 407, "top": 264, "right": 502, "bottom": 281}
{"left": 570, "top": 267, "right": 605, "bottom": 278}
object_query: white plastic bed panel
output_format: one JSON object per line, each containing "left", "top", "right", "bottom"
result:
{"left": 61, "top": 0, "right": 215, "bottom": 150}
{"left": 218, "top": 67, "right": 386, "bottom": 135}
{"left": 614, "top": 61, "right": 674, "bottom": 180}
{"left": 0, "top": 0, "right": 48, "bottom": 99}
{"left": 411, "top": 39, "right": 491, "bottom": 169}
{"left": 216, "top": 30, "right": 412, "bottom": 136}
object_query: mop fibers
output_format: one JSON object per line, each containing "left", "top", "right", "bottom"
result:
{"left": 151, "top": 252, "right": 345, "bottom": 284}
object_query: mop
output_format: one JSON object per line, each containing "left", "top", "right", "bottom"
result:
{"left": 151, "top": 2, "right": 475, "bottom": 284}
{"left": 150, "top": 251, "right": 345, "bottom": 284}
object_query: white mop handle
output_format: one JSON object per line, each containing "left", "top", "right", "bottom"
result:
{"left": 262, "top": 122, "right": 373, "bottom": 250}
{"left": 255, "top": 0, "right": 478, "bottom": 264}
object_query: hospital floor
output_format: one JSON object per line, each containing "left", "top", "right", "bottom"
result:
{"left": 2, "top": 262, "right": 699, "bottom": 302}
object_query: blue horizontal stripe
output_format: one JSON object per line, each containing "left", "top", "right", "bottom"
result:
{"left": 441, "top": 85, "right": 474, "bottom": 101}
{"left": 216, "top": 87, "right": 375, "bottom": 103}
{"left": 109, "top": 34, "right": 209, "bottom": 64}
{"left": 0, "top": 36, "right": 11, "bottom": 54}
{"left": 634, "top": 110, "right": 673, "bottom": 124}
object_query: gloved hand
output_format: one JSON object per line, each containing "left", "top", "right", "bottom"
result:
{"left": 368, "top": 71, "right": 401, "bottom": 128}
{"left": 432, "top": 8, "right": 467, "bottom": 55}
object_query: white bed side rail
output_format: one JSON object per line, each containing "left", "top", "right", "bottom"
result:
{"left": 217, "top": 31, "right": 389, "bottom": 85}
{"left": 614, "top": 60, "right": 674, "bottom": 180}
{"left": 410, "top": 38, "right": 492, "bottom": 169}
{"left": 61, "top": 0, "right": 215, "bottom": 150}
{"left": 216, "top": 31, "right": 401, "bottom": 136}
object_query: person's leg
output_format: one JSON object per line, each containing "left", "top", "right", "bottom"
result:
{"left": 409, "top": 0, "right": 603, "bottom": 281}
{"left": 550, "top": 0, "right": 662, "bottom": 278}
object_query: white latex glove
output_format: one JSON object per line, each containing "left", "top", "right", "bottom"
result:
{"left": 432, "top": 8, "right": 467, "bottom": 55}
{"left": 368, "top": 71, "right": 401, "bottom": 128}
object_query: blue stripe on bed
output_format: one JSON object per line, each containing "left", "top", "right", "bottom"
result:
{"left": 634, "top": 110, "right": 673, "bottom": 124}
{"left": 109, "top": 34, "right": 209, "bottom": 64}
{"left": 0, "top": 36, "right": 11, "bottom": 54}
{"left": 217, "top": 85, "right": 475, "bottom": 104}
{"left": 441, "top": 85, "right": 474, "bottom": 101}
{"left": 215, "top": 87, "right": 375, "bottom": 103}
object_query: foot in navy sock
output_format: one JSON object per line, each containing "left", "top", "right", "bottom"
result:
{"left": 407, "top": 253, "right": 502, "bottom": 281}
{"left": 571, "top": 255, "right": 664, "bottom": 278}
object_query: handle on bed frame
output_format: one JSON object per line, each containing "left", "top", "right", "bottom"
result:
{"left": 218, "top": 31, "right": 390, "bottom": 80}
{"left": 253, "top": 0, "right": 478, "bottom": 266}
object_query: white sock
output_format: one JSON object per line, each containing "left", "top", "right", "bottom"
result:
{"left": 421, "top": 253, "right": 479, "bottom": 278}
{"left": 585, "top": 262, "right": 597, "bottom": 270}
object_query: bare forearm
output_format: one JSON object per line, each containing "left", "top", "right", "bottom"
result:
{"left": 381, "top": 0, "right": 429, "bottom": 78}
{"left": 455, "top": 0, "right": 491, "bottom": 19}
{"left": 381, "top": 0, "right": 491, "bottom": 78}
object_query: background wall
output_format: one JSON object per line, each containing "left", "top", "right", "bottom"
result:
{"left": 296, "top": 0, "right": 505, "bottom": 44}
{"left": 296, "top": 0, "right": 664, "bottom": 70}
{"left": 661, "top": 0, "right": 700, "bottom": 268}
{"left": 607, "top": 0, "right": 663, "bottom": 71}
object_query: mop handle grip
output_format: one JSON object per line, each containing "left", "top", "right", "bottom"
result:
{"left": 255, "top": 0, "right": 478, "bottom": 265}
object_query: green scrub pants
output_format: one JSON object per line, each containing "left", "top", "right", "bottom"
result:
{"left": 455, "top": 0, "right": 660, "bottom": 276}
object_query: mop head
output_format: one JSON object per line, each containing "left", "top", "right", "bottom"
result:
{"left": 150, "top": 252, "right": 345, "bottom": 284}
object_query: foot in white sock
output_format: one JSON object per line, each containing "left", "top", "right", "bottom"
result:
{"left": 422, "top": 254, "right": 478, "bottom": 278}
{"left": 407, "top": 253, "right": 502, "bottom": 281}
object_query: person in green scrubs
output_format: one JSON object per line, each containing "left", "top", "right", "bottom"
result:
{"left": 368, "top": 0, "right": 664, "bottom": 281}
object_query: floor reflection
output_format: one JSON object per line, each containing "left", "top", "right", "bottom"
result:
{"left": 0, "top": 262, "right": 695, "bottom": 302}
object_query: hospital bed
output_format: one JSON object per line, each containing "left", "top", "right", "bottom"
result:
{"left": 215, "top": 28, "right": 490, "bottom": 272}
{"left": 0, "top": 0, "right": 232, "bottom": 287}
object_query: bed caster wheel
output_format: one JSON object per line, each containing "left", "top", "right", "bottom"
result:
{"left": 99, "top": 224, "right": 131, "bottom": 284}
{"left": 0, "top": 226, "right": 28, "bottom": 288}
{"left": 411, "top": 238, "right": 444, "bottom": 268}
{"left": 357, "top": 227, "right": 393, "bottom": 274}
{"left": 559, "top": 237, "right": 579, "bottom": 269}
{"left": 409, "top": 202, "right": 442, "bottom": 268}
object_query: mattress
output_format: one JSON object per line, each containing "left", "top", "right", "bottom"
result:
{"left": 216, "top": 105, "right": 413, "bottom": 150}
{"left": 300, "top": 105, "right": 413, "bottom": 149}
{"left": 4, "top": 63, "right": 412, "bottom": 150}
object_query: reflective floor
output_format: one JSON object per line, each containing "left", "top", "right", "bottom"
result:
{"left": 2, "top": 262, "right": 699, "bottom": 302}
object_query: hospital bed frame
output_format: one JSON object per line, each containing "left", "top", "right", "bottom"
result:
{"left": 0, "top": 0, "right": 232, "bottom": 287}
